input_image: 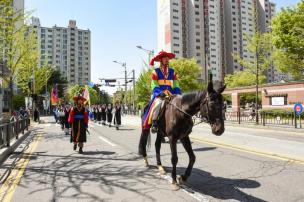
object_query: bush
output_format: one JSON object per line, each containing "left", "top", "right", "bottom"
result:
{"left": 260, "top": 109, "right": 295, "bottom": 119}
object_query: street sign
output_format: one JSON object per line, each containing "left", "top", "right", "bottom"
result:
{"left": 294, "top": 103, "right": 303, "bottom": 115}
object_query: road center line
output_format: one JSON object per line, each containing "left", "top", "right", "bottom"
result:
{"left": 98, "top": 136, "right": 116, "bottom": 147}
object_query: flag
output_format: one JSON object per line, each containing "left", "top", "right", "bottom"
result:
{"left": 83, "top": 85, "right": 90, "bottom": 106}
{"left": 51, "top": 84, "right": 59, "bottom": 105}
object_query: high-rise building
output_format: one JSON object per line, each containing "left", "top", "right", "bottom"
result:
{"left": 31, "top": 17, "right": 91, "bottom": 85}
{"left": 157, "top": 0, "right": 279, "bottom": 84}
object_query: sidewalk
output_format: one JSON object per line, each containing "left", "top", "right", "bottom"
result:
{"left": 123, "top": 115, "right": 304, "bottom": 163}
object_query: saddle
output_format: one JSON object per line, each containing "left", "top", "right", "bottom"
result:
{"left": 157, "top": 94, "right": 177, "bottom": 120}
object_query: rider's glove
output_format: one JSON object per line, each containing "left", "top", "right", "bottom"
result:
{"left": 159, "top": 92, "right": 167, "bottom": 98}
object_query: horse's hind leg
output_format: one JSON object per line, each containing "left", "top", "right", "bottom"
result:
{"left": 138, "top": 129, "right": 149, "bottom": 167}
{"left": 179, "top": 136, "right": 196, "bottom": 185}
{"left": 155, "top": 132, "right": 166, "bottom": 175}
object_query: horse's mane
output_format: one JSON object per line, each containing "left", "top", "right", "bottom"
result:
{"left": 181, "top": 89, "right": 206, "bottom": 107}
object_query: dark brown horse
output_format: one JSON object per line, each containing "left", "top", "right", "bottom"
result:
{"left": 138, "top": 82, "right": 226, "bottom": 190}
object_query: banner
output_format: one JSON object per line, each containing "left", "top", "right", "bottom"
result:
{"left": 83, "top": 85, "right": 90, "bottom": 106}
{"left": 51, "top": 84, "right": 59, "bottom": 105}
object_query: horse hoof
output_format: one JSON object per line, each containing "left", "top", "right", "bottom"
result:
{"left": 144, "top": 157, "right": 149, "bottom": 167}
{"left": 178, "top": 176, "right": 186, "bottom": 185}
{"left": 171, "top": 183, "right": 180, "bottom": 191}
{"left": 158, "top": 166, "right": 166, "bottom": 175}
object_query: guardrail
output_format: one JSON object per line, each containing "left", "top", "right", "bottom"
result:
{"left": 225, "top": 111, "right": 303, "bottom": 128}
{"left": 0, "top": 118, "right": 30, "bottom": 148}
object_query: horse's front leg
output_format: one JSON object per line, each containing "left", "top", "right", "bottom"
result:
{"left": 179, "top": 136, "right": 196, "bottom": 185}
{"left": 155, "top": 132, "right": 166, "bottom": 175}
{"left": 169, "top": 137, "right": 179, "bottom": 191}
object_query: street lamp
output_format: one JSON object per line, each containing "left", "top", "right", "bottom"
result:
{"left": 136, "top": 45, "right": 154, "bottom": 66}
{"left": 113, "top": 61, "right": 127, "bottom": 107}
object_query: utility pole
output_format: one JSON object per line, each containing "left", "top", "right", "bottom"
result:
{"left": 132, "top": 69, "right": 135, "bottom": 112}
{"left": 123, "top": 63, "right": 127, "bottom": 108}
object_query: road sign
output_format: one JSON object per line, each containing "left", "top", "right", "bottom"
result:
{"left": 294, "top": 103, "right": 303, "bottom": 115}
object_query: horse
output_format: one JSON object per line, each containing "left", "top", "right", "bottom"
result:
{"left": 138, "top": 81, "right": 226, "bottom": 190}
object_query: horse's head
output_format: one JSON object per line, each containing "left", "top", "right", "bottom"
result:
{"left": 200, "top": 82, "right": 226, "bottom": 136}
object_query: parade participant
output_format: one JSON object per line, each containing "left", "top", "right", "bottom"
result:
{"left": 68, "top": 95, "right": 89, "bottom": 154}
{"left": 93, "top": 107, "right": 98, "bottom": 122}
{"left": 64, "top": 105, "right": 71, "bottom": 136}
{"left": 114, "top": 102, "right": 122, "bottom": 130}
{"left": 97, "top": 105, "right": 102, "bottom": 124}
{"left": 106, "top": 103, "right": 113, "bottom": 127}
{"left": 58, "top": 107, "right": 66, "bottom": 130}
{"left": 142, "top": 51, "right": 181, "bottom": 133}
{"left": 101, "top": 104, "right": 107, "bottom": 125}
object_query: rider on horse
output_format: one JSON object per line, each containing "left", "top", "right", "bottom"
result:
{"left": 142, "top": 51, "right": 181, "bottom": 133}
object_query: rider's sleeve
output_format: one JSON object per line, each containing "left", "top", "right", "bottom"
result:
{"left": 151, "top": 70, "right": 162, "bottom": 97}
{"left": 173, "top": 72, "right": 181, "bottom": 94}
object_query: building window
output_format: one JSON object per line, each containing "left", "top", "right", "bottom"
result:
{"left": 173, "top": 30, "right": 179, "bottom": 33}
{"left": 173, "top": 16, "right": 179, "bottom": 19}
{"left": 196, "top": 39, "right": 200, "bottom": 42}
{"left": 173, "top": 36, "right": 179, "bottom": 40}
{"left": 195, "top": 11, "right": 199, "bottom": 15}
{"left": 196, "top": 46, "right": 200, "bottom": 49}
{"left": 173, "top": 44, "right": 180, "bottom": 47}
{"left": 173, "top": 2, "right": 178, "bottom": 6}
{"left": 173, "top": 23, "right": 179, "bottom": 26}
{"left": 174, "top": 50, "right": 180, "bottom": 54}
{"left": 195, "top": 5, "right": 199, "bottom": 8}
{"left": 173, "top": 9, "right": 178, "bottom": 13}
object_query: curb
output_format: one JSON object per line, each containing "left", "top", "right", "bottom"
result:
{"left": 0, "top": 130, "right": 33, "bottom": 165}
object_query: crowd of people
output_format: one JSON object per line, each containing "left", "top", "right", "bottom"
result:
{"left": 51, "top": 99, "right": 123, "bottom": 154}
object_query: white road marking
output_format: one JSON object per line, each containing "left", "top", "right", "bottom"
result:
{"left": 161, "top": 174, "right": 210, "bottom": 202}
{"left": 98, "top": 136, "right": 117, "bottom": 147}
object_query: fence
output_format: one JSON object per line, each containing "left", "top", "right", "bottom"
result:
{"left": 0, "top": 117, "right": 30, "bottom": 148}
{"left": 225, "top": 111, "right": 303, "bottom": 128}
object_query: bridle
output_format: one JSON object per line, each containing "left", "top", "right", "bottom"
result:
{"left": 168, "top": 94, "right": 212, "bottom": 126}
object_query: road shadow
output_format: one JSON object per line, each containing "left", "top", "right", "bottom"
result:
{"left": 193, "top": 147, "right": 217, "bottom": 152}
{"left": 173, "top": 167, "right": 265, "bottom": 202}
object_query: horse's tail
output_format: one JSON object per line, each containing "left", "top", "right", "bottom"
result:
{"left": 138, "top": 104, "right": 150, "bottom": 156}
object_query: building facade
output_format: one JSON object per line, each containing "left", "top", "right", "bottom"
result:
{"left": 157, "top": 0, "right": 282, "bottom": 84}
{"left": 31, "top": 18, "right": 91, "bottom": 85}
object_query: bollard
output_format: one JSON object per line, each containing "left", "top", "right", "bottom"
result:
{"left": 294, "top": 112, "right": 297, "bottom": 129}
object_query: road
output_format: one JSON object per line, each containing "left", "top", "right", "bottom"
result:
{"left": 0, "top": 116, "right": 303, "bottom": 202}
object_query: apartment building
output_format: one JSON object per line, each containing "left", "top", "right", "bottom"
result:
{"left": 31, "top": 17, "right": 91, "bottom": 85}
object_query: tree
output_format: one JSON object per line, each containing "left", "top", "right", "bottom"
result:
{"left": 170, "top": 58, "right": 204, "bottom": 92}
{"left": 67, "top": 85, "right": 98, "bottom": 105}
{"left": 135, "top": 68, "right": 152, "bottom": 106}
{"left": 271, "top": 1, "right": 304, "bottom": 80}
{"left": 233, "top": 32, "right": 273, "bottom": 75}
{"left": 16, "top": 29, "right": 53, "bottom": 95}
{"left": 0, "top": 0, "right": 29, "bottom": 112}
{"left": 47, "top": 70, "right": 68, "bottom": 98}
{"left": 225, "top": 70, "right": 266, "bottom": 88}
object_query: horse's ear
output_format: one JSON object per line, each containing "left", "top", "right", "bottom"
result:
{"left": 217, "top": 84, "right": 226, "bottom": 94}
{"left": 207, "top": 82, "right": 214, "bottom": 94}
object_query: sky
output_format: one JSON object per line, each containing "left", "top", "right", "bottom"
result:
{"left": 24, "top": 0, "right": 300, "bottom": 94}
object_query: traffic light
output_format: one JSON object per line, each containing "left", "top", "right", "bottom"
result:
{"left": 104, "top": 79, "right": 116, "bottom": 83}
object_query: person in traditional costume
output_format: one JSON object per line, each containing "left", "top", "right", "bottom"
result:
{"left": 68, "top": 95, "right": 89, "bottom": 154}
{"left": 114, "top": 102, "right": 122, "bottom": 130}
{"left": 106, "top": 103, "right": 113, "bottom": 127}
{"left": 64, "top": 105, "right": 71, "bottom": 136}
{"left": 142, "top": 51, "right": 181, "bottom": 133}
{"left": 101, "top": 104, "right": 107, "bottom": 125}
{"left": 97, "top": 105, "right": 102, "bottom": 124}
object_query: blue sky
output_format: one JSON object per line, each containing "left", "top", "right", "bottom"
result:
{"left": 25, "top": 0, "right": 300, "bottom": 94}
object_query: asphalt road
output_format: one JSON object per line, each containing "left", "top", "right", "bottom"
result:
{"left": 0, "top": 116, "right": 303, "bottom": 202}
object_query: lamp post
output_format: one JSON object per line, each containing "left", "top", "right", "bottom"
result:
{"left": 113, "top": 61, "right": 127, "bottom": 108}
{"left": 136, "top": 45, "right": 154, "bottom": 67}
